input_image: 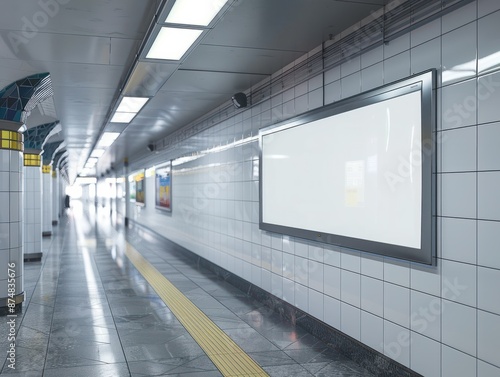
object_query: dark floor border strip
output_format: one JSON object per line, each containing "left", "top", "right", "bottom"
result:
{"left": 127, "top": 219, "right": 422, "bottom": 377}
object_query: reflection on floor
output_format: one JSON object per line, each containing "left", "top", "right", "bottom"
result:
{"left": 0, "top": 200, "right": 374, "bottom": 376}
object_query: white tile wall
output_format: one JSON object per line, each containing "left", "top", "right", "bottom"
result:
{"left": 42, "top": 172, "right": 52, "bottom": 233}
{"left": 23, "top": 165, "right": 42, "bottom": 256}
{"left": 129, "top": 2, "right": 500, "bottom": 375}
{"left": 0, "top": 148, "right": 23, "bottom": 298}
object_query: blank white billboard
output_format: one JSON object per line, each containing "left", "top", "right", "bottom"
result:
{"left": 260, "top": 71, "right": 435, "bottom": 264}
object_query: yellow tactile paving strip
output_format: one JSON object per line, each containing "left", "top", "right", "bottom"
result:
{"left": 125, "top": 242, "right": 269, "bottom": 377}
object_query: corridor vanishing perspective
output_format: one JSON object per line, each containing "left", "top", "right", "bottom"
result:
{"left": 0, "top": 202, "right": 373, "bottom": 376}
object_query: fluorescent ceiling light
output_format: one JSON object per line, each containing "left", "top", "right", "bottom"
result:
{"left": 97, "top": 132, "right": 120, "bottom": 148}
{"left": 91, "top": 149, "right": 105, "bottom": 158}
{"left": 146, "top": 27, "right": 203, "bottom": 60}
{"left": 85, "top": 158, "right": 98, "bottom": 169}
{"left": 166, "top": 0, "right": 228, "bottom": 26}
{"left": 111, "top": 112, "right": 136, "bottom": 123}
{"left": 116, "top": 97, "right": 149, "bottom": 113}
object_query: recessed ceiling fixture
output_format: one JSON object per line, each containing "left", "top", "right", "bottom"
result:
{"left": 111, "top": 96, "right": 149, "bottom": 123}
{"left": 97, "top": 132, "right": 120, "bottom": 148}
{"left": 166, "top": 0, "right": 229, "bottom": 26}
{"left": 146, "top": 27, "right": 203, "bottom": 60}
{"left": 146, "top": 0, "right": 229, "bottom": 61}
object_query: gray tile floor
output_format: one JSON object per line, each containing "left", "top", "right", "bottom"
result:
{"left": 0, "top": 202, "right": 374, "bottom": 376}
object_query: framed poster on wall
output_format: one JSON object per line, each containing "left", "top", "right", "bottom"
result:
{"left": 155, "top": 162, "right": 172, "bottom": 211}
{"left": 129, "top": 170, "right": 145, "bottom": 206}
{"left": 260, "top": 70, "right": 436, "bottom": 265}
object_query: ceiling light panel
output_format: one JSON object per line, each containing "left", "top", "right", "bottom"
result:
{"left": 166, "top": 0, "right": 228, "bottom": 26}
{"left": 97, "top": 132, "right": 120, "bottom": 148}
{"left": 110, "top": 112, "right": 137, "bottom": 123}
{"left": 146, "top": 27, "right": 203, "bottom": 60}
{"left": 116, "top": 97, "right": 149, "bottom": 113}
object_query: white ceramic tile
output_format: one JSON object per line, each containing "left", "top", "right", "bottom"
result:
{"left": 478, "top": 220, "right": 500, "bottom": 269}
{"left": 411, "top": 18, "right": 441, "bottom": 47}
{"left": 10, "top": 152, "right": 20, "bottom": 172}
{"left": 0, "top": 151, "right": 9, "bottom": 172}
{"left": 411, "top": 262, "right": 442, "bottom": 296}
{"left": 478, "top": 360, "right": 500, "bottom": 376}
{"left": 478, "top": 267, "right": 500, "bottom": 314}
{"left": 294, "top": 239, "right": 308, "bottom": 258}
{"left": 308, "top": 88, "right": 323, "bottom": 110}
{"left": 324, "top": 80, "right": 341, "bottom": 105}
{"left": 271, "top": 249, "right": 282, "bottom": 275}
{"left": 324, "top": 295, "right": 341, "bottom": 329}
{"left": 361, "top": 62, "right": 383, "bottom": 92}
{"left": 384, "top": 34, "right": 410, "bottom": 59}
{"left": 410, "top": 290, "right": 441, "bottom": 341}
{"left": 384, "top": 51, "right": 411, "bottom": 84}
{"left": 325, "top": 65, "right": 341, "bottom": 85}
{"left": 341, "top": 303, "right": 360, "bottom": 341}
{"left": 478, "top": 0, "right": 500, "bottom": 17}
{"left": 308, "top": 288, "right": 324, "bottom": 321}
{"left": 442, "top": 217, "right": 477, "bottom": 264}
{"left": 361, "top": 254, "right": 384, "bottom": 279}
{"left": 0, "top": 172, "right": 8, "bottom": 192}
{"left": 361, "top": 45, "right": 383, "bottom": 68}
{"left": 442, "top": 23, "right": 477, "bottom": 85}
{"left": 308, "top": 74, "right": 322, "bottom": 92}
{"left": 271, "top": 234, "right": 282, "bottom": 251}
{"left": 478, "top": 71, "right": 500, "bottom": 124}
{"left": 308, "top": 260, "right": 323, "bottom": 292}
{"left": 443, "top": 1, "right": 477, "bottom": 34}
{"left": 410, "top": 37, "right": 441, "bottom": 77}
{"left": 441, "top": 172, "right": 476, "bottom": 219}
{"left": 410, "top": 332, "right": 441, "bottom": 377}
{"left": 0, "top": 223, "right": 8, "bottom": 250}
{"left": 282, "top": 235, "right": 294, "bottom": 255}
{"left": 324, "top": 264, "right": 341, "bottom": 299}
{"left": 341, "top": 72, "right": 361, "bottom": 99}
{"left": 294, "top": 256, "right": 308, "bottom": 285}
{"left": 323, "top": 244, "right": 341, "bottom": 267}
{"left": 294, "top": 94, "right": 308, "bottom": 115}
{"left": 441, "top": 126, "right": 477, "bottom": 172}
{"left": 383, "top": 320, "right": 410, "bottom": 367}
{"left": 282, "top": 277, "right": 294, "bottom": 304}
{"left": 442, "top": 345, "right": 477, "bottom": 377}
{"left": 341, "top": 55, "right": 361, "bottom": 77}
{"left": 341, "top": 250, "right": 360, "bottom": 273}
{"left": 271, "top": 272, "right": 283, "bottom": 298}
{"left": 442, "top": 300, "right": 477, "bottom": 356}
{"left": 442, "top": 259, "right": 477, "bottom": 306}
{"left": 384, "top": 259, "right": 410, "bottom": 287}
{"left": 282, "top": 252, "right": 294, "bottom": 279}
{"left": 341, "top": 269, "right": 361, "bottom": 307}
{"left": 478, "top": 310, "right": 500, "bottom": 367}
{"left": 261, "top": 246, "right": 271, "bottom": 270}
{"left": 384, "top": 283, "right": 410, "bottom": 327}
{"left": 9, "top": 193, "right": 20, "bottom": 223}
{"left": 360, "top": 311, "right": 384, "bottom": 353}
{"left": 308, "top": 242, "right": 323, "bottom": 262}
{"left": 361, "top": 276, "right": 383, "bottom": 317}
{"left": 478, "top": 10, "right": 500, "bottom": 75}
{"left": 294, "top": 282, "right": 308, "bottom": 312}
{"left": 478, "top": 122, "right": 500, "bottom": 171}
{"left": 478, "top": 172, "right": 500, "bottom": 221}
{"left": 441, "top": 78, "right": 477, "bottom": 130}
{"left": 251, "top": 264, "right": 261, "bottom": 286}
